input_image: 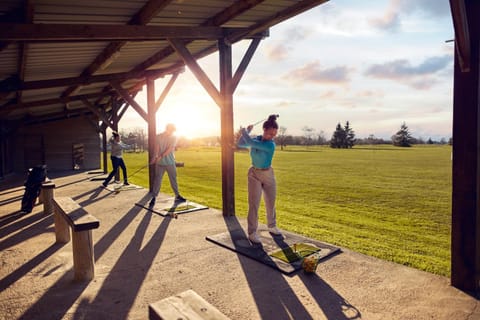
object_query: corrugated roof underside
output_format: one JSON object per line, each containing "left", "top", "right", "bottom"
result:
{"left": 0, "top": 0, "right": 329, "bottom": 122}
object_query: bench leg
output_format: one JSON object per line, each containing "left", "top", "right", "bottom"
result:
{"left": 38, "top": 188, "right": 44, "bottom": 204}
{"left": 72, "top": 230, "right": 95, "bottom": 281}
{"left": 53, "top": 209, "right": 70, "bottom": 243}
{"left": 42, "top": 188, "right": 54, "bottom": 215}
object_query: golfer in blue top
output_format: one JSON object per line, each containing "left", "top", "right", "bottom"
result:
{"left": 238, "top": 114, "right": 282, "bottom": 244}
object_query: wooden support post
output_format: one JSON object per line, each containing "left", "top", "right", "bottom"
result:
{"left": 41, "top": 181, "right": 55, "bottom": 215}
{"left": 53, "top": 206, "right": 70, "bottom": 243}
{"left": 147, "top": 77, "right": 156, "bottom": 192}
{"left": 219, "top": 39, "right": 235, "bottom": 216}
{"left": 72, "top": 230, "right": 95, "bottom": 281}
{"left": 451, "top": 0, "right": 480, "bottom": 295}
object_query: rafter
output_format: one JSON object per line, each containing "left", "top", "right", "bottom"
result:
{"left": 129, "top": 0, "right": 266, "bottom": 74}
{"left": 168, "top": 39, "right": 222, "bottom": 108}
{"left": 110, "top": 82, "right": 148, "bottom": 122}
{"left": 81, "top": 98, "right": 112, "bottom": 127}
{"left": 0, "top": 24, "right": 245, "bottom": 42}
{"left": 0, "top": 68, "right": 167, "bottom": 92}
{"left": 227, "top": 0, "right": 328, "bottom": 43}
{"left": 0, "top": 91, "right": 114, "bottom": 116}
{"left": 60, "top": 0, "right": 173, "bottom": 98}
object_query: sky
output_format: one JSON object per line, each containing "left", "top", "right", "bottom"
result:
{"left": 124, "top": 0, "right": 455, "bottom": 141}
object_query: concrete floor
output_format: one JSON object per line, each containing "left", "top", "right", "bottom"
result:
{"left": 0, "top": 170, "right": 479, "bottom": 320}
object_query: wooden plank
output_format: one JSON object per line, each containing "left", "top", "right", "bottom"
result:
{"left": 0, "top": 23, "right": 243, "bottom": 41}
{"left": 149, "top": 290, "right": 230, "bottom": 320}
{"left": 53, "top": 197, "right": 99, "bottom": 232}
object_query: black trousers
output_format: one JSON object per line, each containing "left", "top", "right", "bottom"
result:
{"left": 104, "top": 156, "right": 127, "bottom": 184}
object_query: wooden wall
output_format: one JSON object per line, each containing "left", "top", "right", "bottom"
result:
{"left": 14, "top": 116, "right": 100, "bottom": 172}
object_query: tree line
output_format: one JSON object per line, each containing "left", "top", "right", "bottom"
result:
{"left": 115, "top": 121, "right": 452, "bottom": 152}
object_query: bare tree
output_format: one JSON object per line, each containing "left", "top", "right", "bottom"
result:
{"left": 276, "top": 126, "right": 288, "bottom": 150}
{"left": 302, "top": 126, "right": 315, "bottom": 147}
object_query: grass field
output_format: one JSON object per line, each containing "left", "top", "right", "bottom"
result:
{"left": 112, "top": 144, "right": 452, "bottom": 277}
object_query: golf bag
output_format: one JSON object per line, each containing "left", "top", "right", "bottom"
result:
{"left": 21, "top": 165, "right": 47, "bottom": 213}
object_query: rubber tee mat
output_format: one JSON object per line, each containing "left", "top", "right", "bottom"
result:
{"left": 135, "top": 197, "right": 208, "bottom": 217}
{"left": 206, "top": 228, "right": 340, "bottom": 275}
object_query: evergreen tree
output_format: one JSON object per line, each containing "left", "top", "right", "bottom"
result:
{"left": 330, "top": 123, "right": 346, "bottom": 148}
{"left": 392, "top": 122, "right": 413, "bottom": 147}
{"left": 344, "top": 121, "right": 356, "bottom": 148}
{"left": 330, "top": 121, "right": 356, "bottom": 148}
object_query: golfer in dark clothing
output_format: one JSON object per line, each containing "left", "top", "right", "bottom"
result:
{"left": 102, "top": 132, "right": 129, "bottom": 187}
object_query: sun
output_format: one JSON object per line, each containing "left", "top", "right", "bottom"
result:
{"left": 156, "top": 103, "right": 220, "bottom": 139}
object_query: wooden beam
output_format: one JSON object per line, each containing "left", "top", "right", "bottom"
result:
{"left": 60, "top": 0, "right": 173, "bottom": 98}
{"left": 0, "top": 68, "right": 166, "bottom": 92}
{"left": 231, "top": 38, "right": 261, "bottom": 92}
{"left": 0, "top": 91, "right": 114, "bottom": 116}
{"left": 16, "top": 0, "right": 34, "bottom": 103}
{"left": 128, "top": 0, "right": 266, "bottom": 74}
{"left": 110, "top": 82, "right": 148, "bottom": 122}
{"left": 0, "top": 23, "right": 246, "bottom": 41}
{"left": 450, "top": 0, "right": 471, "bottom": 72}
{"left": 219, "top": 39, "right": 235, "bottom": 216}
{"left": 450, "top": 0, "right": 480, "bottom": 295}
{"left": 203, "top": 0, "right": 265, "bottom": 27}
{"left": 147, "top": 77, "right": 156, "bottom": 192}
{"left": 227, "top": 0, "right": 328, "bottom": 43}
{"left": 167, "top": 38, "right": 222, "bottom": 108}
{"left": 155, "top": 72, "right": 179, "bottom": 111}
{"left": 80, "top": 98, "right": 112, "bottom": 127}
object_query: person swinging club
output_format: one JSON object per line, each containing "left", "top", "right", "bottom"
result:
{"left": 237, "top": 114, "right": 282, "bottom": 244}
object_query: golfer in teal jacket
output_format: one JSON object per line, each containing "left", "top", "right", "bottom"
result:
{"left": 237, "top": 115, "right": 282, "bottom": 244}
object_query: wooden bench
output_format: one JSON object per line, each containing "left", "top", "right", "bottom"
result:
{"left": 149, "top": 289, "right": 231, "bottom": 320}
{"left": 52, "top": 196, "right": 99, "bottom": 281}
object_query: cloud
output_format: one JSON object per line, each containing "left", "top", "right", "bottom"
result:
{"left": 368, "top": 0, "right": 450, "bottom": 33}
{"left": 283, "top": 25, "right": 312, "bottom": 42}
{"left": 399, "top": 0, "right": 451, "bottom": 17}
{"left": 265, "top": 43, "right": 290, "bottom": 61}
{"left": 287, "top": 61, "right": 351, "bottom": 85}
{"left": 265, "top": 25, "right": 314, "bottom": 61}
{"left": 364, "top": 55, "right": 452, "bottom": 88}
{"left": 369, "top": 10, "right": 402, "bottom": 32}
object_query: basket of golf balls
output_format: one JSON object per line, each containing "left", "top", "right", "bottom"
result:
{"left": 301, "top": 255, "right": 319, "bottom": 273}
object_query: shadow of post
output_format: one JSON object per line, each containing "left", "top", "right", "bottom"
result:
{"left": 17, "top": 195, "right": 150, "bottom": 319}
{"left": 0, "top": 243, "right": 65, "bottom": 291}
{"left": 77, "top": 199, "right": 173, "bottom": 319}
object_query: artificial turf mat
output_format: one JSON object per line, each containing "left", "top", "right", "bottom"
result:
{"left": 135, "top": 197, "right": 208, "bottom": 217}
{"left": 206, "top": 228, "right": 340, "bottom": 275}
{"left": 269, "top": 243, "right": 321, "bottom": 263}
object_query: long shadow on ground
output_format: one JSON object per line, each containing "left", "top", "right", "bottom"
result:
{"left": 221, "top": 216, "right": 360, "bottom": 319}
{"left": 17, "top": 194, "right": 150, "bottom": 319}
{"left": 78, "top": 201, "right": 172, "bottom": 319}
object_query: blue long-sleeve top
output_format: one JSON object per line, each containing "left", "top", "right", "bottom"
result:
{"left": 237, "top": 128, "right": 276, "bottom": 168}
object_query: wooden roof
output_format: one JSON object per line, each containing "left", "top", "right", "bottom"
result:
{"left": 0, "top": 0, "right": 328, "bottom": 125}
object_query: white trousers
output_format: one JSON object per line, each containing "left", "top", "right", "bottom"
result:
{"left": 247, "top": 167, "right": 277, "bottom": 235}
{"left": 151, "top": 164, "right": 179, "bottom": 198}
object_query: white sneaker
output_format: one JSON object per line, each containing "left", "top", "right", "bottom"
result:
{"left": 268, "top": 226, "right": 282, "bottom": 236}
{"left": 248, "top": 232, "right": 261, "bottom": 244}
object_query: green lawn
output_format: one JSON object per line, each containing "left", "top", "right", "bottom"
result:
{"left": 115, "top": 144, "right": 452, "bottom": 277}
